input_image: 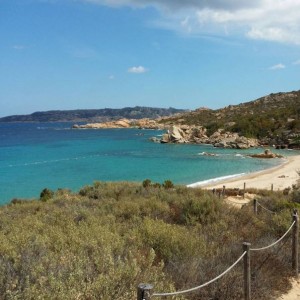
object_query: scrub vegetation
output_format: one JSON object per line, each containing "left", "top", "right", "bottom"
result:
{"left": 1, "top": 181, "right": 299, "bottom": 299}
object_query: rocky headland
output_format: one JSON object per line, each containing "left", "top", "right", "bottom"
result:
{"left": 73, "top": 90, "right": 300, "bottom": 150}
{"left": 72, "top": 118, "right": 166, "bottom": 130}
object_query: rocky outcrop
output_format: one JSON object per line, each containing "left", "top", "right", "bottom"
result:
{"left": 161, "top": 126, "right": 187, "bottom": 143}
{"left": 249, "top": 149, "right": 283, "bottom": 159}
{"left": 208, "top": 129, "right": 258, "bottom": 149}
{"left": 132, "top": 118, "right": 165, "bottom": 129}
{"left": 73, "top": 118, "right": 131, "bottom": 129}
{"left": 73, "top": 118, "right": 165, "bottom": 130}
{"left": 160, "top": 125, "right": 208, "bottom": 144}
{"left": 157, "top": 125, "right": 258, "bottom": 149}
{"left": 259, "top": 131, "right": 300, "bottom": 150}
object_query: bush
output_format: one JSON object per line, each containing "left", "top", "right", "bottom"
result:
{"left": 142, "top": 179, "right": 152, "bottom": 189}
{"left": 0, "top": 182, "right": 296, "bottom": 299}
{"left": 162, "top": 180, "right": 174, "bottom": 189}
{"left": 39, "top": 188, "right": 54, "bottom": 202}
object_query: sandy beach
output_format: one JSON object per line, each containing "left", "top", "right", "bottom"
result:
{"left": 197, "top": 155, "right": 300, "bottom": 191}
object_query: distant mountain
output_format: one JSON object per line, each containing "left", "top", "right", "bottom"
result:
{"left": 0, "top": 106, "right": 187, "bottom": 123}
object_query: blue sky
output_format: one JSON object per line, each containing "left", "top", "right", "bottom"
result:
{"left": 1, "top": 0, "right": 300, "bottom": 117}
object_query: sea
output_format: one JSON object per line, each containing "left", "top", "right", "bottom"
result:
{"left": 0, "top": 122, "right": 294, "bottom": 205}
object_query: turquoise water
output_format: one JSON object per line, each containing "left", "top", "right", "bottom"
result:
{"left": 0, "top": 122, "right": 293, "bottom": 204}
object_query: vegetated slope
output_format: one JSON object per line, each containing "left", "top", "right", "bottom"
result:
{"left": 1, "top": 181, "right": 299, "bottom": 299}
{"left": 160, "top": 90, "right": 300, "bottom": 144}
{"left": 0, "top": 106, "right": 186, "bottom": 123}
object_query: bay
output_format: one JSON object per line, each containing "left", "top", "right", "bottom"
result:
{"left": 0, "top": 122, "right": 291, "bottom": 204}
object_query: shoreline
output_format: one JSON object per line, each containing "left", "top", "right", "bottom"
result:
{"left": 188, "top": 155, "right": 300, "bottom": 191}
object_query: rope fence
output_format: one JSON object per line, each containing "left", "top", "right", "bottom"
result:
{"left": 137, "top": 210, "right": 299, "bottom": 300}
{"left": 250, "top": 221, "right": 295, "bottom": 252}
{"left": 152, "top": 251, "right": 246, "bottom": 297}
{"left": 256, "top": 200, "right": 276, "bottom": 214}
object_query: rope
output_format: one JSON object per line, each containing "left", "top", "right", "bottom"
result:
{"left": 256, "top": 201, "right": 276, "bottom": 214}
{"left": 152, "top": 251, "right": 247, "bottom": 297}
{"left": 250, "top": 221, "right": 295, "bottom": 252}
{"left": 253, "top": 232, "right": 289, "bottom": 275}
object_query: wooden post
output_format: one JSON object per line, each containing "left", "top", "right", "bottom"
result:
{"left": 271, "top": 184, "right": 274, "bottom": 192}
{"left": 222, "top": 185, "right": 226, "bottom": 197}
{"left": 253, "top": 199, "right": 258, "bottom": 215}
{"left": 292, "top": 210, "right": 299, "bottom": 278}
{"left": 137, "top": 284, "right": 153, "bottom": 300}
{"left": 243, "top": 182, "right": 246, "bottom": 199}
{"left": 243, "top": 242, "right": 251, "bottom": 300}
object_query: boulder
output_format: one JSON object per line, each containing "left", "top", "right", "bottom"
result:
{"left": 159, "top": 126, "right": 187, "bottom": 143}
{"left": 170, "top": 126, "right": 185, "bottom": 142}
{"left": 115, "top": 119, "right": 130, "bottom": 128}
{"left": 161, "top": 133, "right": 171, "bottom": 143}
{"left": 249, "top": 149, "right": 283, "bottom": 159}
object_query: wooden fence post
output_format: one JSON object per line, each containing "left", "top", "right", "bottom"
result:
{"left": 292, "top": 209, "right": 299, "bottom": 278}
{"left": 243, "top": 242, "right": 251, "bottom": 300}
{"left": 253, "top": 199, "right": 258, "bottom": 215}
{"left": 243, "top": 182, "right": 246, "bottom": 199}
{"left": 137, "top": 284, "right": 153, "bottom": 300}
{"left": 222, "top": 185, "right": 226, "bottom": 197}
{"left": 271, "top": 184, "right": 274, "bottom": 192}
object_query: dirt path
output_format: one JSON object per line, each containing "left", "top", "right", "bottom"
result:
{"left": 277, "top": 279, "right": 300, "bottom": 299}
{"left": 224, "top": 195, "right": 300, "bottom": 300}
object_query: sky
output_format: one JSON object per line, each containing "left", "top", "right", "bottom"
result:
{"left": 1, "top": 0, "right": 300, "bottom": 117}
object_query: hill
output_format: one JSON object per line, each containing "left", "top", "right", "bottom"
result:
{"left": 0, "top": 106, "right": 186, "bottom": 123}
{"left": 159, "top": 90, "right": 300, "bottom": 148}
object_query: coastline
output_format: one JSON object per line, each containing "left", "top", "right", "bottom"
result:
{"left": 188, "top": 155, "right": 300, "bottom": 191}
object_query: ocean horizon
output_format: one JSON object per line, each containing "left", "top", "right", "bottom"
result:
{"left": 0, "top": 122, "right": 293, "bottom": 205}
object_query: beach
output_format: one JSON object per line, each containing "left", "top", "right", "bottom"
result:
{"left": 196, "top": 155, "right": 300, "bottom": 191}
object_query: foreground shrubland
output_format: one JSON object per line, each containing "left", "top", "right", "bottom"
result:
{"left": 1, "top": 181, "right": 299, "bottom": 299}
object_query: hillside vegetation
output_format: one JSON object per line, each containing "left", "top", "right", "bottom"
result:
{"left": 1, "top": 181, "right": 300, "bottom": 299}
{"left": 160, "top": 91, "right": 300, "bottom": 147}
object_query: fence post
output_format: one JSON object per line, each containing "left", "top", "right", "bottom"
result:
{"left": 243, "top": 242, "right": 251, "bottom": 300}
{"left": 222, "top": 185, "right": 226, "bottom": 197}
{"left": 292, "top": 209, "right": 299, "bottom": 278}
{"left": 243, "top": 182, "right": 246, "bottom": 199}
{"left": 253, "top": 199, "right": 258, "bottom": 215}
{"left": 137, "top": 284, "right": 153, "bottom": 300}
{"left": 271, "top": 183, "right": 274, "bottom": 192}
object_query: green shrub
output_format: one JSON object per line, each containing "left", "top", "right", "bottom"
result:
{"left": 162, "top": 180, "right": 174, "bottom": 189}
{"left": 39, "top": 188, "right": 54, "bottom": 202}
{"left": 142, "top": 179, "right": 152, "bottom": 189}
{"left": 0, "top": 182, "right": 296, "bottom": 299}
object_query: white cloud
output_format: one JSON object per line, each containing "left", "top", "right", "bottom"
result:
{"left": 269, "top": 63, "right": 285, "bottom": 70}
{"left": 128, "top": 66, "right": 148, "bottom": 73}
{"left": 81, "top": 0, "right": 300, "bottom": 45}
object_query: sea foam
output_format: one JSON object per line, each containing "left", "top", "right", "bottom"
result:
{"left": 187, "top": 173, "right": 246, "bottom": 188}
